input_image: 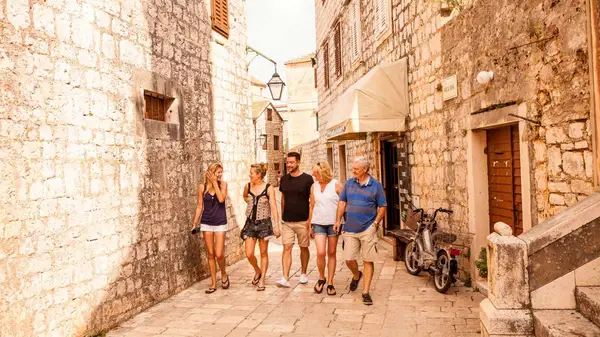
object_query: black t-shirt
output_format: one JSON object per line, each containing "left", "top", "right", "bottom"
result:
{"left": 279, "top": 172, "right": 314, "bottom": 222}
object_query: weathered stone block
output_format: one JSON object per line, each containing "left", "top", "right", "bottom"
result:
{"left": 562, "top": 151, "right": 585, "bottom": 178}
{"left": 487, "top": 233, "right": 530, "bottom": 309}
{"left": 549, "top": 193, "right": 565, "bottom": 206}
{"left": 547, "top": 147, "right": 562, "bottom": 176}
{"left": 480, "top": 299, "right": 534, "bottom": 336}
{"left": 7, "top": 0, "right": 30, "bottom": 29}
{"left": 71, "top": 18, "right": 94, "bottom": 49}
{"left": 33, "top": 5, "right": 55, "bottom": 36}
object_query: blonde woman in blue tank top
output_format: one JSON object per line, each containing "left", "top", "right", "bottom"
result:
{"left": 192, "top": 163, "right": 229, "bottom": 294}
{"left": 308, "top": 162, "right": 343, "bottom": 295}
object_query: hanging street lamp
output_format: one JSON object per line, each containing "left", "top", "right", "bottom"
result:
{"left": 246, "top": 45, "right": 286, "bottom": 101}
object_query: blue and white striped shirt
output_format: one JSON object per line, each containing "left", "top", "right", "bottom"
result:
{"left": 340, "top": 175, "right": 387, "bottom": 233}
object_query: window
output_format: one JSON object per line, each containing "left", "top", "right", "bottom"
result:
{"left": 144, "top": 92, "right": 166, "bottom": 121}
{"left": 349, "top": 0, "right": 362, "bottom": 63}
{"left": 274, "top": 135, "right": 280, "bottom": 150}
{"left": 323, "top": 43, "right": 330, "bottom": 89}
{"left": 274, "top": 163, "right": 280, "bottom": 171}
{"left": 333, "top": 21, "right": 342, "bottom": 78}
{"left": 211, "top": 0, "right": 229, "bottom": 38}
{"left": 374, "top": 0, "right": 391, "bottom": 39}
{"left": 267, "top": 108, "right": 273, "bottom": 121}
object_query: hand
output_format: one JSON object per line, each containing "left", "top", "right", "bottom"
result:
{"left": 207, "top": 172, "right": 217, "bottom": 184}
{"left": 309, "top": 225, "right": 315, "bottom": 239}
{"left": 274, "top": 226, "right": 281, "bottom": 238}
{"left": 333, "top": 222, "right": 341, "bottom": 234}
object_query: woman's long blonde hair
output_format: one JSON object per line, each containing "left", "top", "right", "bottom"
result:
{"left": 312, "top": 161, "right": 333, "bottom": 184}
{"left": 204, "top": 163, "right": 223, "bottom": 193}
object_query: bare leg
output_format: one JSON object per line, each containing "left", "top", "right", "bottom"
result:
{"left": 282, "top": 244, "right": 293, "bottom": 280}
{"left": 300, "top": 246, "right": 310, "bottom": 275}
{"left": 258, "top": 239, "right": 269, "bottom": 287}
{"left": 314, "top": 235, "right": 327, "bottom": 280}
{"left": 363, "top": 261, "right": 374, "bottom": 294}
{"left": 245, "top": 238, "right": 261, "bottom": 277}
{"left": 327, "top": 235, "right": 338, "bottom": 285}
{"left": 346, "top": 260, "right": 360, "bottom": 280}
{"left": 215, "top": 232, "right": 227, "bottom": 280}
{"left": 203, "top": 231, "right": 217, "bottom": 288}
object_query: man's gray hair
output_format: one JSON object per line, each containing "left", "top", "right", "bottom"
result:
{"left": 353, "top": 156, "right": 370, "bottom": 171}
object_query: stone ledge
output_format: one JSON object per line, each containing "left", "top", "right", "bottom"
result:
{"left": 520, "top": 192, "right": 600, "bottom": 255}
{"left": 480, "top": 299, "right": 534, "bottom": 335}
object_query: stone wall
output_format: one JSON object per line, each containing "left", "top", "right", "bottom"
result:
{"left": 437, "top": 0, "right": 593, "bottom": 223}
{"left": 312, "top": 0, "right": 594, "bottom": 279}
{"left": 0, "top": 0, "right": 251, "bottom": 336}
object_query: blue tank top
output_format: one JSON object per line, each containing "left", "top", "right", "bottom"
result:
{"left": 200, "top": 185, "right": 227, "bottom": 226}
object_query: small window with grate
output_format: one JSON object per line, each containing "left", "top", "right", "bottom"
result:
{"left": 267, "top": 108, "right": 273, "bottom": 121}
{"left": 144, "top": 91, "right": 173, "bottom": 122}
{"left": 274, "top": 163, "right": 280, "bottom": 171}
{"left": 274, "top": 135, "right": 280, "bottom": 150}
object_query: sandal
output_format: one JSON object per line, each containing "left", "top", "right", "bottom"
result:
{"left": 205, "top": 287, "right": 217, "bottom": 294}
{"left": 327, "top": 285, "right": 336, "bottom": 296}
{"left": 221, "top": 276, "right": 230, "bottom": 289}
{"left": 252, "top": 272, "right": 262, "bottom": 286}
{"left": 256, "top": 285, "right": 266, "bottom": 291}
{"left": 313, "top": 279, "right": 326, "bottom": 294}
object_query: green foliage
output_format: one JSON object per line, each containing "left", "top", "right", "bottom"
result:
{"left": 474, "top": 247, "right": 488, "bottom": 278}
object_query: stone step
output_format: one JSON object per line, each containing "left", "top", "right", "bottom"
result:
{"left": 534, "top": 310, "right": 600, "bottom": 337}
{"left": 577, "top": 286, "right": 600, "bottom": 327}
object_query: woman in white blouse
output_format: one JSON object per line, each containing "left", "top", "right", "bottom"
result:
{"left": 308, "top": 161, "right": 343, "bottom": 295}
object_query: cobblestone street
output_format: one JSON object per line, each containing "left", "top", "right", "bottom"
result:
{"left": 107, "top": 239, "right": 484, "bottom": 337}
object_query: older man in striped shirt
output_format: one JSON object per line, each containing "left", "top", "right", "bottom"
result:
{"left": 334, "top": 156, "right": 387, "bottom": 306}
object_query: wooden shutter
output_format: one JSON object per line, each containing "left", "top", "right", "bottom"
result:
{"left": 211, "top": 0, "right": 229, "bottom": 38}
{"left": 375, "top": 0, "right": 390, "bottom": 37}
{"left": 323, "top": 43, "right": 330, "bottom": 89}
{"left": 314, "top": 66, "right": 318, "bottom": 88}
{"left": 349, "top": 0, "right": 361, "bottom": 63}
{"left": 334, "top": 22, "right": 342, "bottom": 78}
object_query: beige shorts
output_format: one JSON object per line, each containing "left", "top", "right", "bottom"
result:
{"left": 281, "top": 221, "right": 310, "bottom": 247}
{"left": 342, "top": 225, "right": 379, "bottom": 262}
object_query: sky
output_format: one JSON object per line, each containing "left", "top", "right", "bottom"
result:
{"left": 246, "top": 0, "right": 316, "bottom": 99}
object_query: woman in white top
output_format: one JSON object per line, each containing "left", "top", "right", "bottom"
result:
{"left": 308, "top": 161, "right": 343, "bottom": 295}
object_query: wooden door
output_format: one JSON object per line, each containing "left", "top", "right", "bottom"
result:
{"left": 487, "top": 125, "right": 523, "bottom": 235}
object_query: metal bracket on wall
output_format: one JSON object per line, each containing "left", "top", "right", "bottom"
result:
{"left": 507, "top": 113, "right": 541, "bottom": 125}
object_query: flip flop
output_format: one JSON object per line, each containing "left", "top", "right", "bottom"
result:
{"left": 221, "top": 276, "right": 230, "bottom": 289}
{"left": 313, "top": 279, "right": 326, "bottom": 294}
{"left": 205, "top": 287, "right": 217, "bottom": 294}
{"left": 256, "top": 285, "right": 266, "bottom": 291}
{"left": 327, "top": 285, "right": 336, "bottom": 296}
{"left": 252, "top": 272, "right": 262, "bottom": 286}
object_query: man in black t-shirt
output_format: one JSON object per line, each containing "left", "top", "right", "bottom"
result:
{"left": 276, "top": 152, "right": 314, "bottom": 288}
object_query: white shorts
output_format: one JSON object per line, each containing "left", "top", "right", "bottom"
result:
{"left": 200, "top": 224, "right": 227, "bottom": 232}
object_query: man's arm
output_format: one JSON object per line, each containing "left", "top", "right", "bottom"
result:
{"left": 373, "top": 207, "right": 386, "bottom": 228}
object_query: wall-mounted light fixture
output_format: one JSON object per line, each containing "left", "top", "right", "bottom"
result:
{"left": 476, "top": 71, "right": 494, "bottom": 85}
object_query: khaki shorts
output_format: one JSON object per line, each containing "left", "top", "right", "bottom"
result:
{"left": 281, "top": 221, "right": 310, "bottom": 247}
{"left": 342, "top": 225, "right": 379, "bottom": 262}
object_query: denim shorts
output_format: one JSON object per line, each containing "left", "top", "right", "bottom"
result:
{"left": 312, "top": 224, "right": 337, "bottom": 237}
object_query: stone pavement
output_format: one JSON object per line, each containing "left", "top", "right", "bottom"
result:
{"left": 106, "top": 238, "right": 485, "bottom": 337}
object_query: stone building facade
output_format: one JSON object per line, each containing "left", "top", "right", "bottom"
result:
{"left": 252, "top": 101, "right": 284, "bottom": 185}
{"left": 284, "top": 54, "right": 319, "bottom": 150}
{"left": 296, "top": 0, "right": 597, "bottom": 280}
{"left": 0, "top": 0, "right": 251, "bottom": 336}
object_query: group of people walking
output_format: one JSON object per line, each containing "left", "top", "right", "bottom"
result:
{"left": 191, "top": 152, "right": 387, "bottom": 305}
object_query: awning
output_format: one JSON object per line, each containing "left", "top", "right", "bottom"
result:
{"left": 325, "top": 58, "right": 409, "bottom": 140}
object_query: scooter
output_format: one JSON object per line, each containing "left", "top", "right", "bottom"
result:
{"left": 403, "top": 207, "right": 460, "bottom": 293}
